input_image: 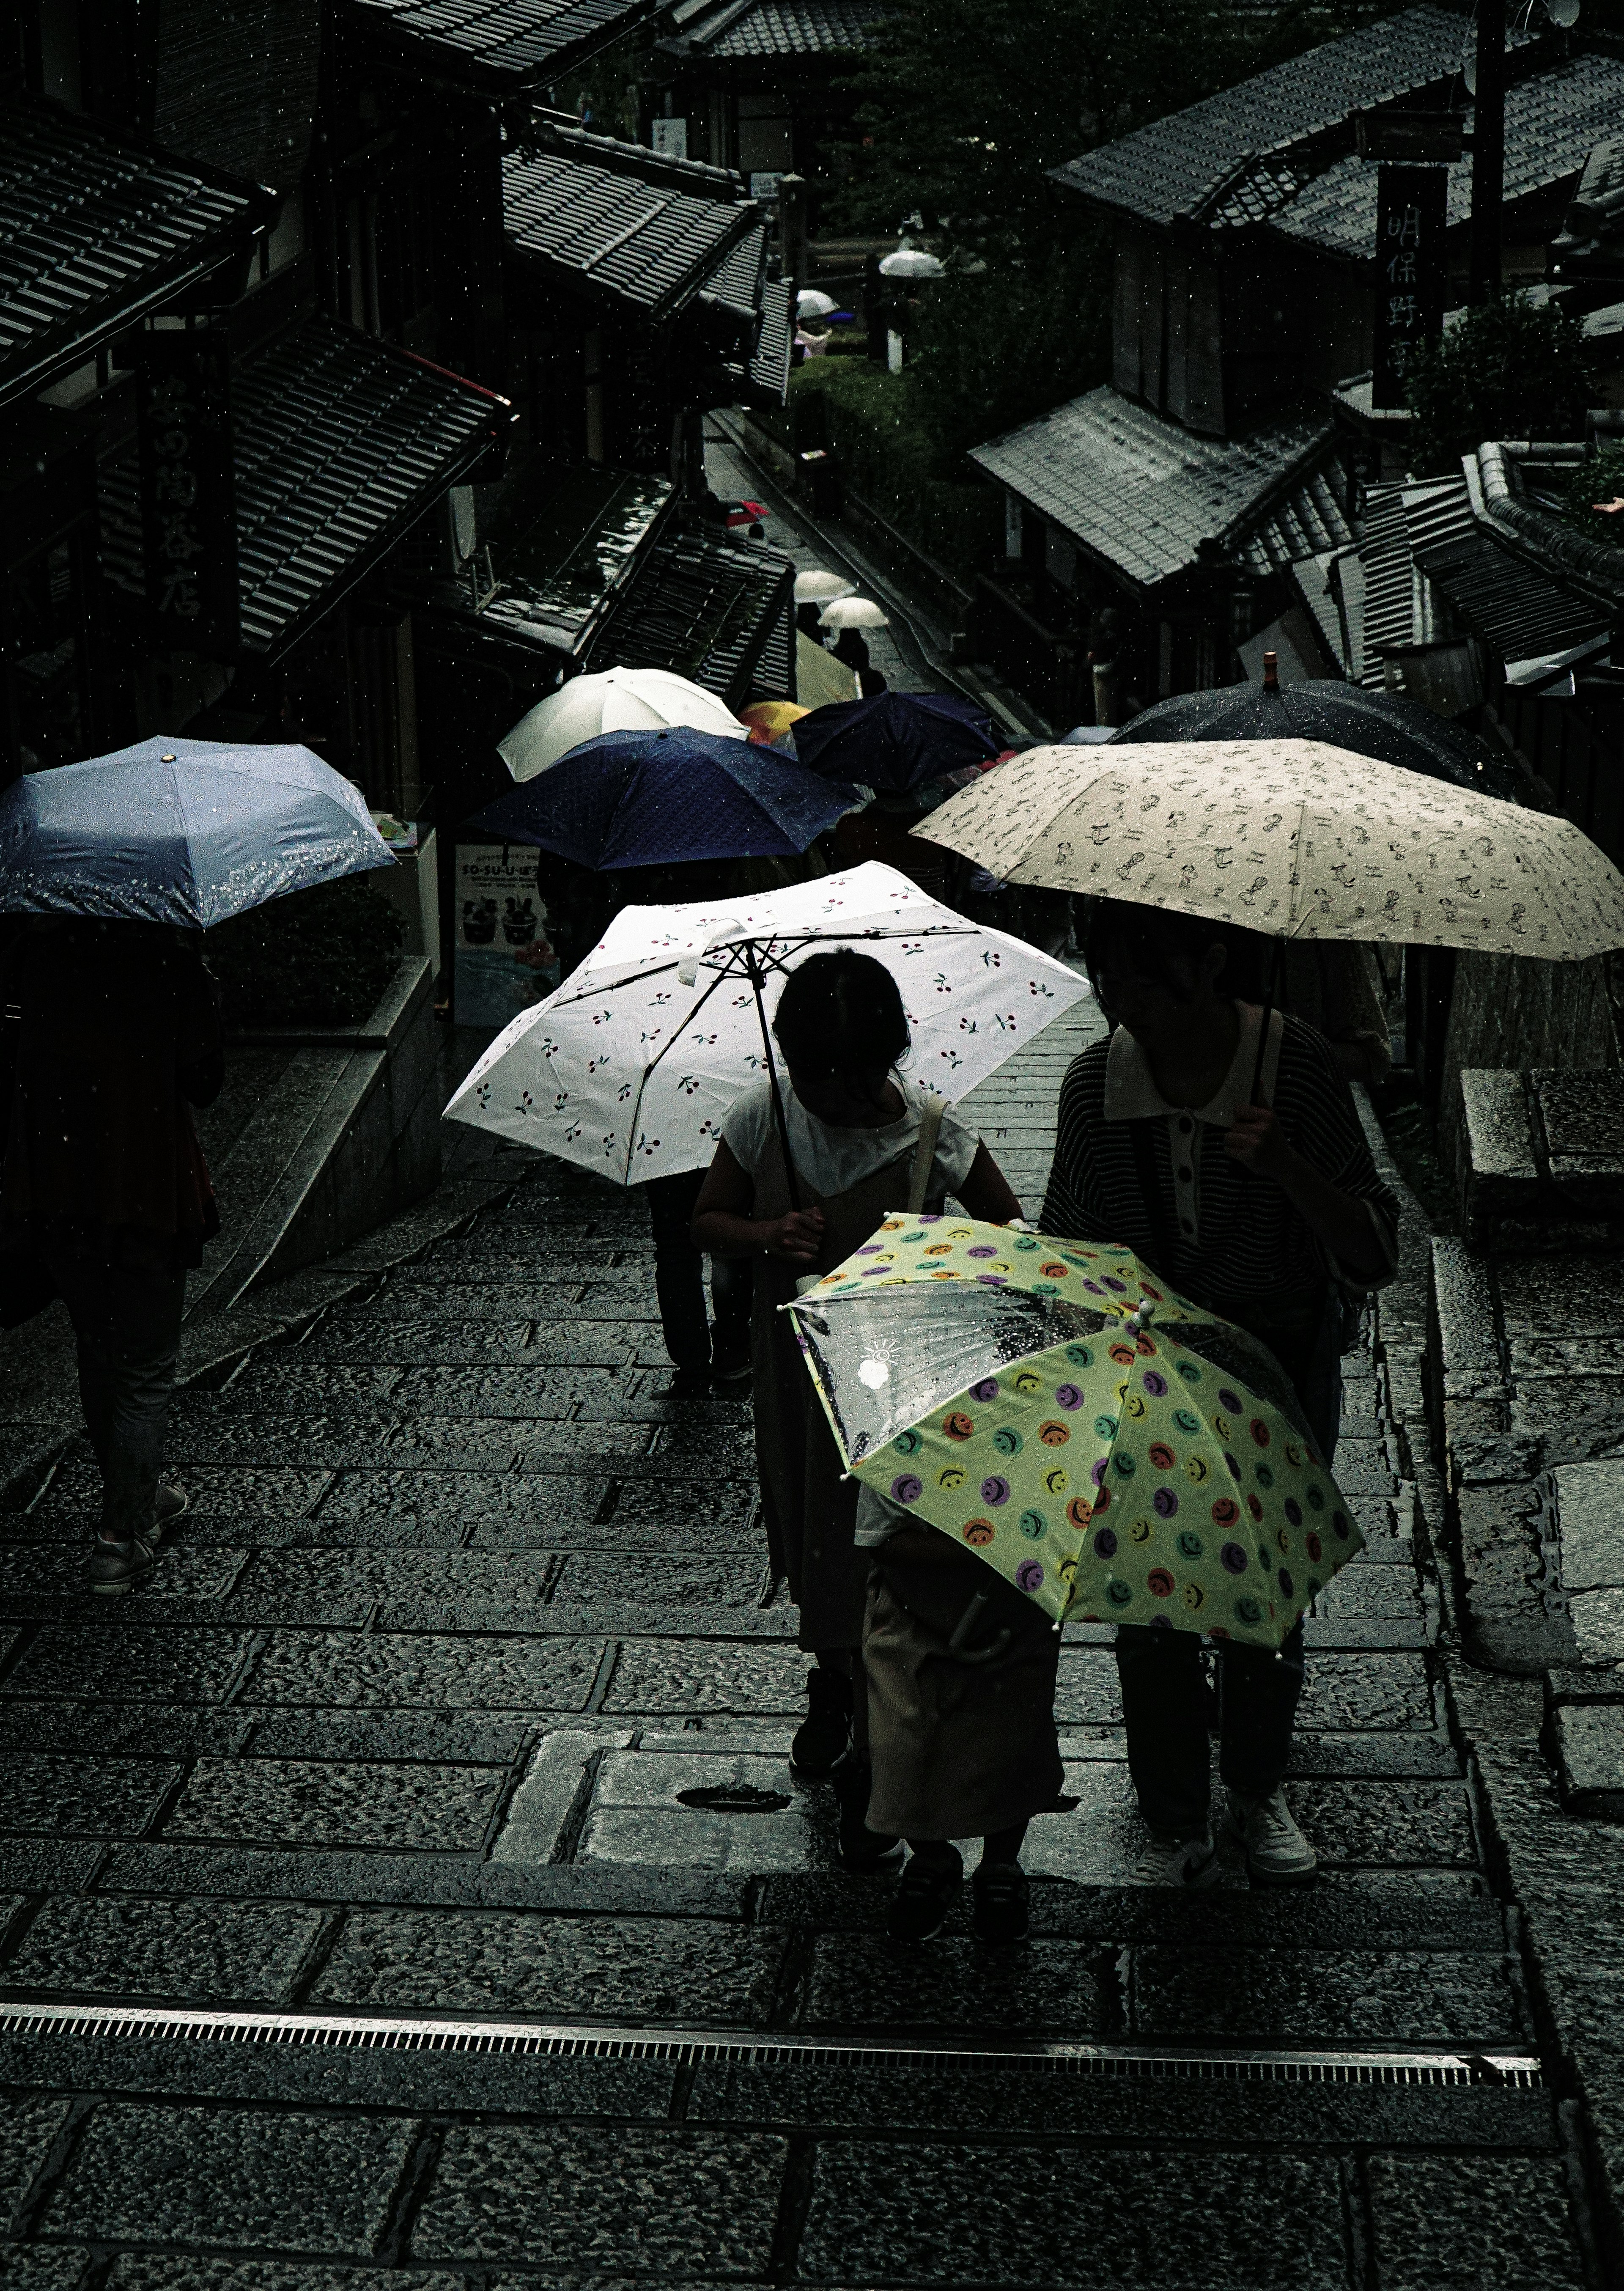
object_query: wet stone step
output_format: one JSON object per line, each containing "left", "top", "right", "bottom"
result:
{"left": 160, "top": 1754, "right": 510, "bottom": 1853}
{"left": 1123, "top": 1944, "right": 1523, "bottom": 2044}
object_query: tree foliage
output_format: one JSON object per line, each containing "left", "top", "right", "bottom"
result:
{"left": 1404, "top": 292, "right": 1597, "bottom": 475}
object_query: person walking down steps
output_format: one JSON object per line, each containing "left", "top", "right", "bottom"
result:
{"left": 1043, "top": 898, "right": 1399, "bottom": 1890}
{"left": 0, "top": 918, "right": 223, "bottom": 1594}
{"left": 691, "top": 951, "right": 1022, "bottom": 1863}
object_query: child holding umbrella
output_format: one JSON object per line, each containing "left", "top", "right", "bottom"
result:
{"left": 690, "top": 950, "right": 1023, "bottom": 1867}
{"left": 1043, "top": 898, "right": 1398, "bottom": 1890}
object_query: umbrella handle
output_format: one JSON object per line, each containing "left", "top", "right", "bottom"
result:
{"left": 747, "top": 947, "right": 803, "bottom": 1214}
{"left": 1248, "top": 936, "right": 1286, "bottom": 1110}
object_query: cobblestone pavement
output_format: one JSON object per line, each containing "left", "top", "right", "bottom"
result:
{"left": 0, "top": 989, "right": 1609, "bottom": 2285}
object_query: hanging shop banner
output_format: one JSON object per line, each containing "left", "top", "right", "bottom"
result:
{"left": 137, "top": 327, "right": 240, "bottom": 654}
{"left": 1372, "top": 164, "right": 1448, "bottom": 410}
{"left": 454, "top": 841, "right": 560, "bottom": 1028}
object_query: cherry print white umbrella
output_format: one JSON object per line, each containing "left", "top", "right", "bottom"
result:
{"left": 442, "top": 861, "right": 1092, "bottom": 1184}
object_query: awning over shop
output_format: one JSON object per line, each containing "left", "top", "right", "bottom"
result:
{"left": 98, "top": 315, "right": 512, "bottom": 660}
{"left": 347, "top": 0, "right": 655, "bottom": 95}
{"left": 504, "top": 122, "right": 758, "bottom": 321}
{"left": 589, "top": 516, "right": 794, "bottom": 705}
{"left": 969, "top": 384, "right": 1339, "bottom": 599}
{"left": 445, "top": 465, "right": 675, "bottom": 666}
{"left": 0, "top": 102, "right": 271, "bottom": 413}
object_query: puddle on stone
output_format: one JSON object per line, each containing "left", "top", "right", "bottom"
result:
{"left": 676, "top": 1784, "right": 793, "bottom": 1814}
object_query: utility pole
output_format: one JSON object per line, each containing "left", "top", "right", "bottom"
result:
{"left": 1468, "top": 1, "right": 1504, "bottom": 302}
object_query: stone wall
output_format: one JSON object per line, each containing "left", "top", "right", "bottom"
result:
{"left": 1431, "top": 1062, "right": 1624, "bottom": 1678}
{"left": 187, "top": 956, "right": 442, "bottom": 1321}
{"left": 1439, "top": 950, "right": 1619, "bottom": 1186}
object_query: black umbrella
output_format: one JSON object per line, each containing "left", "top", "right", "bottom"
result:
{"left": 1107, "top": 678, "right": 1520, "bottom": 802}
{"left": 793, "top": 691, "right": 999, "bottom": 795}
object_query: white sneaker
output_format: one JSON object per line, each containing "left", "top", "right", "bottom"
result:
{"left": 1225, "top": 1785, "right": 1318, "bottom": 1884}
{"left": 1133, "top": 1829, "right": 1220, "bottom": 1888}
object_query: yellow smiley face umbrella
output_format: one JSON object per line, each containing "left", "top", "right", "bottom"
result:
{"left": 787, "top": 1214, "right": 1363, "bottom": 1651}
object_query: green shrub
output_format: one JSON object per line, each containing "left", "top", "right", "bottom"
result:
{"left": 1405, "top": 292, "right": 1596, "bottom": 476}
{"left": 207, "top": 872, "right": 405, "bottom": 1029}
{"left": 1561, "top": 442, "right": 1624, "bottom": 539}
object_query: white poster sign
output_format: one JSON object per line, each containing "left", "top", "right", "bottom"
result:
{"left": 454, "top": 843, "right": 559, "bottom": 1027}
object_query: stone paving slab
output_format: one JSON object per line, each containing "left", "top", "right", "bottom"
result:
{"left": 0, "top": 1003, "right": 1603, "bottom": 2284}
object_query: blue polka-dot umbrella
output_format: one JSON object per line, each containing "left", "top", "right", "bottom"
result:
{"left": 788, "top": 1215, "right": 1363, "bottom": 1650}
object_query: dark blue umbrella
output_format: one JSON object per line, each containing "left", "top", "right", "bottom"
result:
{"left": 791, "top": 691, "right": 999, "bottom": 794}
{"left": 469, "top": 728, "right": 863, "bottom": 868}
{"left": 0, "top": 737, "right": 394, "bottom": 927}
{"left": 1107, "top": 679, "right": 1521, "bottom": 800}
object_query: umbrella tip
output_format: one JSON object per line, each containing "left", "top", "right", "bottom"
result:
{"left": 1262, "top": 652, "right": 1280, "bottom": 692}
{"left": 160, "top": 752, "right": 176, "bottom": 762}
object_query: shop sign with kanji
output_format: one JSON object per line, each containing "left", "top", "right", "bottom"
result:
{"left": 137, "top": 328, "right": 241, "bottom": 655}
{"left": 1372, "top": 164, "right": 1448, "bottom": 410}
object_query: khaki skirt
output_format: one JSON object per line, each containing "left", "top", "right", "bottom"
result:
{"left": 864, "top": 1549, "right": 1064, "bottom": 1841}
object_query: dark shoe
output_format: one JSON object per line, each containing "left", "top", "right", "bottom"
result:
{"left": 887, "top": 1847, "right": 963, "bottom": 1943}
{"left": 88, "top": 1534, "right": 157, "bottom": 1597}
{"left": 668, "top": 1366, "right": 711, "bottom": 1401}
{"left": 830, "top": 1751, "right": 903, "bottom": 1873}
{"left": 153, "top": 1483, "right": 188, "bottom": 1533}
{"left": 710, "top": 1345, "right": 752, "bottom": 1385}
{"left": 790, "top": 1667, "right": 852, "bottom": 1780}
{"left": 972, "top": 1861, "right": 1030, "bottom": 1944}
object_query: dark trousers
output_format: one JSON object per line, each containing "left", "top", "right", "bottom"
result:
{"left": 1116, "top": 1294, "right": 1344, "bottom": 1834}
{"left": 644, "top": 1169, "right": 752, "bottom": 1371}
{"left": 40, "top": 1237, "right": 187, "bottom": 1541}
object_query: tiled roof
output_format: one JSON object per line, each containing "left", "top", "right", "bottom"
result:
{"left": 347, "top": 0, "right": 654, "bottom": 94}
{"left": 99, "top": 316, "right": 510, "bottom": 657}
{"left": 1357, "top": 476, "right": 1475, "bottom": 683}
{"left": 749, "top": 275, "right": 793, "bottom": 405}
{"left": 504, "top": 124, "right": 757, "bottom": 319}
{"left": 1242, "top": 465, "right": 1354, "bottom": 576}
{"left": 1270, "top": 49, "right": 1624, "bottom": 259}
{"left": 589, "top": 516, "right": 793, "bottom": 705}
{"left": 0, "top": 101, "right": 266, "bottom": 412}
{"left": 674, "top": 0, "right": 883, "bottom": 56}
{"left": 968, "top": 385, "right": 1334, "bottom": 593}
{"left": 1414, "top": 525, "right": 1612, "bottom": 669}
{"left": 1050, "top": 5, "right": 1481, "bottom": 228}
{"left": 700, "top": 221, "right": 767, "bottom": 324}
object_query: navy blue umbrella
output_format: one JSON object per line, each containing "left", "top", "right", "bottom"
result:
{"left": 469, "top": 727, "right": 864, "bottom": 868}
{"left": 1108, "top": 679, "right": 1521, "bottom": 800}
{"left": 0, "top": 737, "right": 394, "bottom": 927}
{"left": 791, "top": 691, "right": 999, "bottom": 794}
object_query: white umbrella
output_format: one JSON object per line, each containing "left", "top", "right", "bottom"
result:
{"left": 797, "top": 288, "right": 839, "bottom": 318}
{"left": 443, "top": 860, "right": 1092, "bottom": 1183}
{"left": 499, "top": 666, "right": 748, "bottom": 783}
{"left": 880, "top": 247, "right": 946, "bottom": 278}
{"left": 820, "top": 596, "right": 890, "bottom": 630}
{"left": 913, "top": 737, "right": 1624, "bottom": 961}
{"left": 794, "top": 568, "right": 857, "bottom": 604}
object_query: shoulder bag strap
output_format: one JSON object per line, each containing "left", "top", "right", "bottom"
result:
{"left": 907, "top": 1093, "right": 947, "bottom": 1212}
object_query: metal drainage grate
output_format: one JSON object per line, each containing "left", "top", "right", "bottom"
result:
{"left": 0, "top": 2003, "right": 1543, "bottom": 2089}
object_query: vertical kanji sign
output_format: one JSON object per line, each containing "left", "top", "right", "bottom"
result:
{"left": 137, "top": 328, "right": 239, "bottom": 654}
{"left": 1372, "top": 163, "right": 1448, "bottom": 410}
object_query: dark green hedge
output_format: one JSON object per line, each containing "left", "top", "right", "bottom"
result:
{"left": 208, "top": 873, "right": 405, "bottom": 1029}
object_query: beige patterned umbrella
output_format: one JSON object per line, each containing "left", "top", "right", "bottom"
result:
{"left": 913, "top": 738, "right": 1624, "bottom": 960}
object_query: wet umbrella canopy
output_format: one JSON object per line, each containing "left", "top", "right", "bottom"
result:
{"left": 789, "top": 1214, "right": 1364, "bottom": 1649}
{"left": 468, "top": 727, "right": 864, "bottom": 870}
{"left": 1108, "top": 678, "right": 1521, "bottom": 801}
{"left": 792, "top": 691, "right": 999, "bottom": 795}
{"left": 0, "top": 737, "right": 393, "bottom": 928}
